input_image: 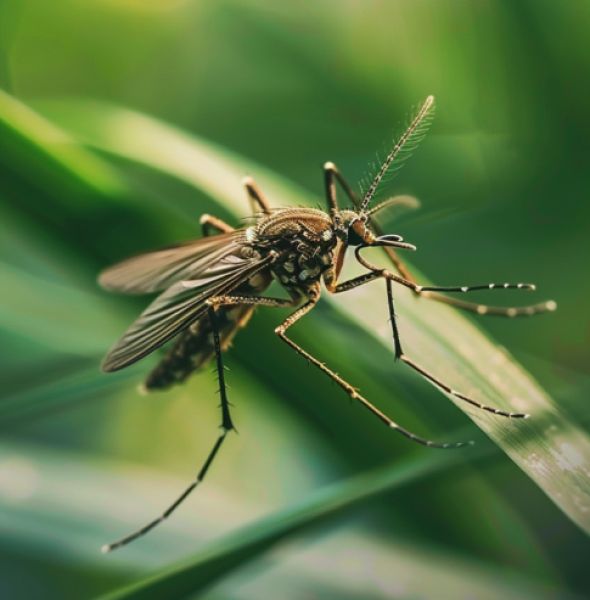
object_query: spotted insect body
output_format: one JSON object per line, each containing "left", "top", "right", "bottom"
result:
{"left": 98, "top": 96, "right": 556, "bottom": 553}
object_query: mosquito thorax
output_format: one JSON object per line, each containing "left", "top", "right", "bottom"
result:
{"left": 250, "top": 207, "right": 337, "bottom": 292}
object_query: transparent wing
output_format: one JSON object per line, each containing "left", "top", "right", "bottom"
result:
{"left": 98, "top": 231, "right": 246, "bottom": 294}
{"left": 101, "top": 252, "right": 272, "bottom": 372}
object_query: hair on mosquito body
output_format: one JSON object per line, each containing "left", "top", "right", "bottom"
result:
{"left": 97, "top": 95, "right": 556, "bottom": 552}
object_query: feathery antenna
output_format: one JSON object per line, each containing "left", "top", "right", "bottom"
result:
{"left": 360, "top": 95, "right": 435, "bottom": 212}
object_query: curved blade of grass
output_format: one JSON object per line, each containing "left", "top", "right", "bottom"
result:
{"left": 0, "top": 365, "right": 135, "bottom": 429}
{"left": 0, "top": 260, "right": 127, "bottom": 354}
{"left": 0, "top": 90, "right": 125, "bottom": 202}
{"left": 36, "top": 99, "right": 590, "bottom": 536}
{"left": 200, "top": 531, "right": 581, "bottom": 600}
{"left": 4, "top": 442, "right": 570, "bottom": 600}
{"left": 100, "top": 448, "right": 480, "bottom": 600}
{"left": 33, "top": 98, "right": 310, "bottom": 213}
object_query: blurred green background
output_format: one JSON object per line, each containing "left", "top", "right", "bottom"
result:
{"left": 1, "top": 1, "right": 589, "bottom": 599}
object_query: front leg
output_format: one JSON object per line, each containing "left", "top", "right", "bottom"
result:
{"left": 327, "top": 267, "right": 530, "bottom": 418}
{"left": 355, "top": 246, "right": 556, "bottom": 317}
{"left": 332, "top": 270, "right": 383, "bottom": 293}
{"left": 377, "top": 244, "right": 555, "bottom": 317}
{"left": 323, "top": 161, "right": 360, "bottom": 215}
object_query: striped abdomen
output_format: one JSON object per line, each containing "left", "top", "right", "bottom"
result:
{"left": 144, "top": 268, "right": 272, "bottom": 392}
{"left": 144, "top": 304, "right": 255, "bottom": 391}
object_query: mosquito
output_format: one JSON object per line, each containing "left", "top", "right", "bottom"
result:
{"left": 98, "top": 95, "right": 556, "bottom": 552}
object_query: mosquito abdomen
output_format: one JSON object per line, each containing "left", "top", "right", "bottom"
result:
{"left": 144, "top": 305, "right": 255, "bottom": 391}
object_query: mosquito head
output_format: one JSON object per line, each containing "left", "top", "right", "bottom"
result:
{"left": 332, "top": 209, "right": 416, "bottom": 251}
{"left": 332, "top": 209, "right": 373, "bottom": 245}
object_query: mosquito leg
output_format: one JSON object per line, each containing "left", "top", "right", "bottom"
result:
{"left": 101, "top": 307, "right": 235, "bottom": 553}
{"left": 275, "top": 285, "right": 470, "bottom": 449}
{"left": 200, "top": 214, "right": 234, "bottom": 236}
{"left": 323, "top": 162, "right": 360, "bottom": 214}
{"left": 411, "top": 282, "right": 537, "bottom": 293}
{"left": 385, "top": 277, "right": 404, "bottom": 360}
{"left": 379, "top": 245, "right": 415, "bottom": 282}
{"left": 381, "top": 246, "right": 555, "bottom": 317}
{"left": 331, "top": 270, "right": 383, "bottom": 293}
{"left": 356, "top": 246, "right": 557, "bottom": 318}
{"left": 330, "top": 268, "right": 531, "bottom": 418}
{"left": 243, "top": 176, "right": 272, "bottom": 216}
{"left": 207, "top": 294, "right": 298, "bottom": 310}
{"left": 389, "top": 270, "right": 556, "bottom": 316}
{"left": 413, "top": 293, "right": 557, "bottom": 317}
{"left": 367, "top": 261, "right": 538, "bottom": 294}
{"left": 324, "top": 162, "right": 339, "bottom": 215}
{"left": 383, "top": 278, "right": 529, "bottom": 419}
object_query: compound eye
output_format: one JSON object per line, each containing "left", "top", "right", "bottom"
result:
{"left": 347, "top": 222, "right": 365, "bottom": 246}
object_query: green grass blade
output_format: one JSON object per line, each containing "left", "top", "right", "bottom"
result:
{"left": 0, "top": 260, "right": 127, "bottom": 354}
{"left": 101, "top": 448, "right": 478, "bottom": 600}
{"left": 37, "top": 99, "right": 590, "bottom": 537}
{"left": 33, "top": 98, "right": 310, "bottom": 212}
{"left": 0, "top": 90, "right": 125, "bottom": 202}
{"left": 3, "top": 440, "right": 569, "bottom": 600}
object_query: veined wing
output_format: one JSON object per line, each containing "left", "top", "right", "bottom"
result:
{"left": 98, "top": 231, "right": 246, "bottom": 294}
{"left": 101, "top": 251, "right": 272, "bottom": 372}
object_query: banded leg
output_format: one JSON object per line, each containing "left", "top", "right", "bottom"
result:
{"left": 356, "top": 246, "right": 557, "bottom": 317}
{"left": 329, "top": 268, "right": 530, "bottom": 419}
{"left": 207, "top": 293, "right": 299, "bottom": 311}
{"left": 243, "top": 176, "right": 272, "bottom": 216}
{"left": 382, "top": 245, "right": 555, "bottom": 317}
{"left": 275, "top": 285, "right": 470, "bottom": 449}
{"left": 333, "top": 270, "right": 383, "bottom": 293}
{"left": 384, "top": 278, "right": 529, "bottom": 418}
{"left": 200, "top": 214, "right": 234, "bottom": 236}
{"left": 102, "top": 307, "right": 235, "bottom": 553}
{"left": 323, "top": 155, "right": 554, "bottom": 318}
